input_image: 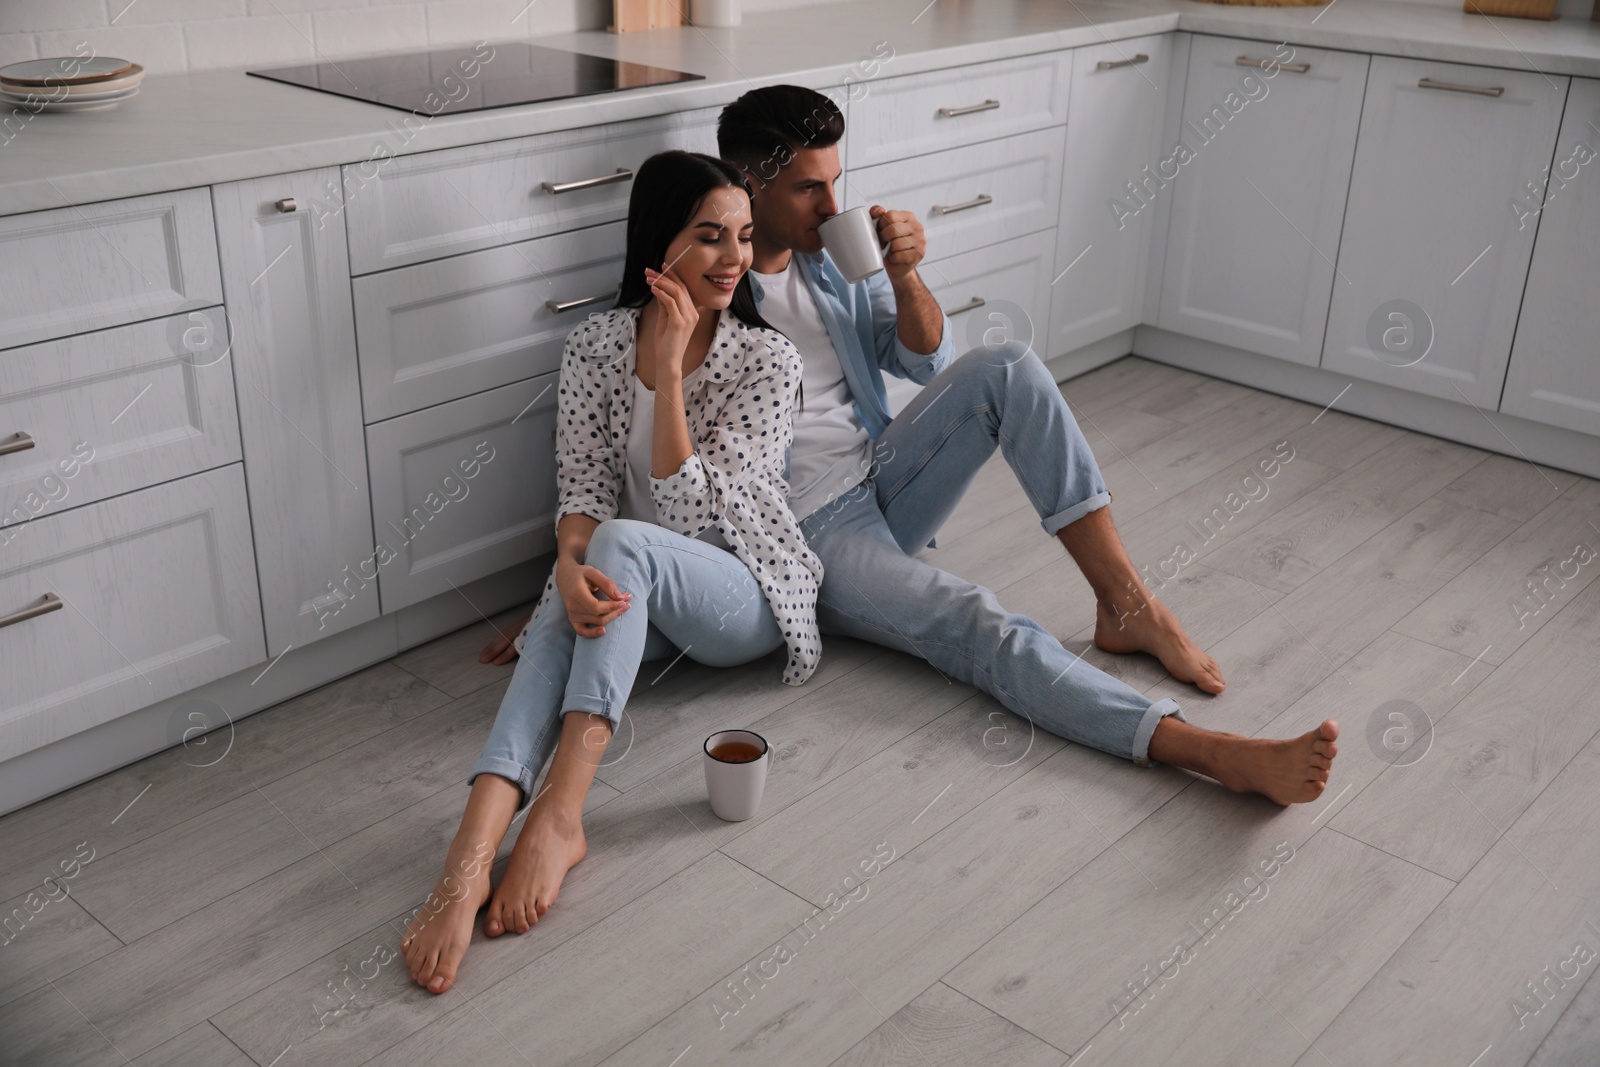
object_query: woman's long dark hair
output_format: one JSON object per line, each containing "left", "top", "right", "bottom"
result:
{"left": 615, "top": 150, "right": 775, "bottom": 333}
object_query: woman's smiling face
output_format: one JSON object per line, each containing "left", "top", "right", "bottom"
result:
{"left": 660, "top": 186, "right": 755, "bottom": 309}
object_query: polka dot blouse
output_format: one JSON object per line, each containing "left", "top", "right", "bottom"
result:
{"left": 517, "top": 306, "right": 825, "bottom": 686}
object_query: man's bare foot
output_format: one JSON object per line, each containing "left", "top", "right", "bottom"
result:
{"left": 483, "top": 808, "right": 587, "bottom": 936}
{"left": 1093, "top": 594, "right": 1226, "bottom": 694}
{"left": 1207, "top": 720, "right": 1339, "bottom": 806}
{"left": 401, "top": 847, "right": 493, "bottom": 995}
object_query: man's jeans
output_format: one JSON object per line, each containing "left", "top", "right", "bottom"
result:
{"left": 471, "top": 519, "right": 785, "bottom": 807}
{"left": 799, "top": 342, "right": 1185, "bottom": 765}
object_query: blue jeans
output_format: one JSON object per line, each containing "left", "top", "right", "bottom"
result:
{"left": 799, "top": 342, "right": 1185, "bottom": 765}
{"left": 471, "top": 518, "right": 784, "bottom": 806}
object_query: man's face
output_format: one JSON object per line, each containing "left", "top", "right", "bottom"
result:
{"left": 748, "top": 144, "right": 841, "bottom": 255}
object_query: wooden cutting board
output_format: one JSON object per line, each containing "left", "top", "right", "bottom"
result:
{"left": 1463, "top": 0, "right": 1558, "bottom": 17}
{"left": 612, "top": 0, "right": 687, "bottom": 32}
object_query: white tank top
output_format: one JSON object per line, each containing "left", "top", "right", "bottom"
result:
{"left": 619, "top": 368, "right": 728, "bottom": 549}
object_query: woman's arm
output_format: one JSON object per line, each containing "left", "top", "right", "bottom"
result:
{"left": 554, "top": 514, "right": 632, "bottom": 638}
{"left": 643, "top": 266, "right": 696, "bottom": 480}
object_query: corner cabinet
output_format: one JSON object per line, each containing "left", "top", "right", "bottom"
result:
{"left": 1320, "top": 57, "right": 1567, "bottom": 407}
{"left": 212, "top": 169, "right": 377, "bottom": 655}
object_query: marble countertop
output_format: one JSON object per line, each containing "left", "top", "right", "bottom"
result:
{"left": 3, "top": 0, "right": 1598, "bottom": 217}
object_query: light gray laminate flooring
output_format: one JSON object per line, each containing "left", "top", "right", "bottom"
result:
{"left": 4, "top": 356, "right": 1599, "bottom": 1067}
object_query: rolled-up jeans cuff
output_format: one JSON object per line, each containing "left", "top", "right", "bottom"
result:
{"left": 561, "top": 695, "right": 620, "bottom": 730}
{"left": 1042, "top": 490, "right": 1112, "bottom": 537}
{"left": 1131, "top": 698, "right": 1185, "bottom": 767}
{"left": 469, "top": 757, "right": 538, "bottom": 811}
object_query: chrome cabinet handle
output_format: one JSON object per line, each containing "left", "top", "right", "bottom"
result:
{"left": 541, "top": 168, "right": 633, "bottom": 195}
{"left": 0, "top": 431, "right": 35, "bottom": 457}
{"left": 1097, "top": 54, "right": 1149, "bottom": 70}
{"left": 1236, "top": 56, "right": 1310, "bottom": 74}
{"left": 0, "top": 592, "right": 62, "bottom": 630}
{"left": 943, "top": 296, "right": 986, "bottom": 316}
{"left": 545, "top": 290, "right": 619, "bottom": 314}
{"left": 275, "top": 197, "right": 297, "bottom": 213}
{"left": 1418, "top": 77, "right": 1503, "bottom": 98}
{"left": 938, "top": 99, "right": 1000, "bottom": 118}
{"left": 931, "top": 194, "right": 993, "bottom": 215}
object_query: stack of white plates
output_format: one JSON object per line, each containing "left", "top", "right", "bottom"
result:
{"left": 0, "top": 57, "right": 144, "bottom": 111}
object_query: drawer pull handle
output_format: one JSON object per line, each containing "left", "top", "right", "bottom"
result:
{"left": 937, "top": 99, "right": 1000, "bottom": 118}
{"left": 1418, "top": 77, "right": 1503, "bottom": 98}
{"left": 0, "top": 431, "right": 36, "bottom": 457}
{"left": 546, "top": 290, "right": 619, "bottom": 314}
{"left": 275, "top": 197, "right": 297, "bottom": 213}
{"left": 931, "top": 194, "right": 993, "bottom": 216}
{"left": 1236, "top": 56, "right": 1310, "bottom": 74}
{"left": 943, "top": 296, "right": 987, "bottom": 316}
{"left": 0, "top": 592, "right": 62, "bottom": 631}
{"left": 542, "top": 168, "right": 633, "bottom": 195}
{"left": 1097, "top": 54, "right": 1150, "bottom": 70}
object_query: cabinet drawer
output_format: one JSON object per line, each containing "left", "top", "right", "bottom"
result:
{"left": 0, "top": 464, "right": 265, "bottom": 762}
{"left": 846, "top": 51, "right": 1071, "bottom": 167}
{"left": 354, "top": 222, "right": 624, "bottom": 421}
{"left": 344, "top": 110, "right": 716, "bottom": 274}
{"left": 367, "top": 372, "right": 559, "bottom": 612}
{"left": 1, "top": 313, "right": 243, "bottom": 528}
{"left": 845, "top": 127, "right": 1064, "bottom": 262}
{"left": 0, "top": 188, "right": 222, "bottom": 351}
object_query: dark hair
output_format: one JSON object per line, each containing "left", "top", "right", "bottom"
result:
{"left": 615, "top": 150, "right": 772, "bottom": 333}
{"left": 717, "top": 85, "right": 844, "bottom": 184}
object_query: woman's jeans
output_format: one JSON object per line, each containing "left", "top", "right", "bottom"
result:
{"left": 470, "top": 518, "right": 784, "bottom": 807}
{"left": 799, "top": 342, "right": 1185, "bottom": 766}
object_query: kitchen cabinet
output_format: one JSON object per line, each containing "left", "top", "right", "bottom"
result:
{"left": 1052, "top": 33, "right": 1176, "bottom": 357}
{"left": 1501, "top": 77, "right": 1600, "bottom": 436}
{"left": 212, "top": 169, "right": 377, "bottom": 655}
{"left": 1156, "top": 36, "right": 1368, "bottom": 366}
{"left": 1321, "top": 56, "right": 1567, "bottom": 407}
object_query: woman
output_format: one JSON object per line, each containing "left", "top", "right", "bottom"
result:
{"left": 401, "top": 151, "right": 823, "bottom": 994}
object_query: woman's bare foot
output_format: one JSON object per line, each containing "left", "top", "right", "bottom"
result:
{"left": 401, "top": 846, "right": 493, "bottom": 995}
{"left": 483, "top": 808, "right": 587, "bottom": 936}
{"left": 1207, "top": 720, "right": 1339, "bottom": 806}
{"left": 1093, "top": 594, "right": 1226, "bottom": 694}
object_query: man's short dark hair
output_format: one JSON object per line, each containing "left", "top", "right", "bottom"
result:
{"left": 717, "top": 85, "right": 844, "bottom": 182}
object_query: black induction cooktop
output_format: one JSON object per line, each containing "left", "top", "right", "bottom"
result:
{"left": 247, "top": 42, "right": 702, "bottom": 116}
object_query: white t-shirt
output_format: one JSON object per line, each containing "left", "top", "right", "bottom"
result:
{"left": 620, "top": 369, "right": 728, "bottom": 549}
{"left": 750, "top": 261, "right": 873, "bottom": 520}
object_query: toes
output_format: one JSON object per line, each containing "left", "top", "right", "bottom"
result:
{"left": 1309, "top": 765, "right": 1329, "bottom": 783}
{"left": 1319, "top": 719, "right": 1340, "bottom": 741}
{"left": 483, "top": 896, "right": 504, "bottom": 937}
{"left": 428, "top": 960, "right": 457, "bottom": 995}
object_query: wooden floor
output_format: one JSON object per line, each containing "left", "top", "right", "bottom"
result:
{"left": 5, "top": 356, "right": 1600, "bottom": 1067}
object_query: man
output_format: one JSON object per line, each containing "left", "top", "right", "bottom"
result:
{"left": 716, "top": 85, "right": 1337, "bottom": 805}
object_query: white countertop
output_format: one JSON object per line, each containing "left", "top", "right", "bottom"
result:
{"left": 3, "top": 0, "right": 1598, "bottom": 217}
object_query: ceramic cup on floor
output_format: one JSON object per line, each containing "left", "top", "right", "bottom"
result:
{"left": 703, "top": 729, "right": 770, "bottom": 821}
{"left": 818, "top": 205, "right": 887, "bottom": 284}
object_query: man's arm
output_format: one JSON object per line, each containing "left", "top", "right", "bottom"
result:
{"left": 871, "top": 204, "right": 943, "bottom": 354}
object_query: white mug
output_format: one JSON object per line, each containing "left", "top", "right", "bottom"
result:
{"left": 818, "top": 206, "right": 886, "bottom": 284}
{"left": 703, "top": 729, "right": 770, "bottom": 821}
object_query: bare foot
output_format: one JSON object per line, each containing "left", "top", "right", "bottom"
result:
{"left": 1094, "top": 594, "right": 1225, "bottom": 694}
{"left": 1208, "top": 720, "right": 1339, "bottom": 806}
{"left": 483, "top": 809, "right": 587, "bottom": 936}
{"left": 401, "top": 848, "right": 493, "bottom": 995}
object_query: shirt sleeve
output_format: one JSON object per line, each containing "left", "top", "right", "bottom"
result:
{"left": 866, "top": 268, "right": 955, "bottom": 385}
{"left": 650, "top": 332, "right": 801, "bottom": 540}
{"left": 554, "top": 325, "right": 621, "bottom": 526}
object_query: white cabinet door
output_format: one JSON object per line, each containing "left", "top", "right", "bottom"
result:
{"left": 1051, "top": 34, "right": 1174, "bottom": 356}
{"left": 0, "top": 465, "right": 264, "bottom": 762}
{"left": 1502, "top": 78, "right": 1600, "bottom": 436}
{"left": 845, "top": 128, "right": 1065, "bottom": 263}
{"left": 1322, "top": 57, "right": 1567, "bottom": 407}
{"left": 213, "top": 169, "right": 377, "bottom": 654}
{"left": 1156, "top": 37, "right": 1368, "bottom": 365}
{"left": 366, "top": 371, "right": 559, "bottom": 613}
{"left": 353, "top": 222, "right": 624, "bottom": 422}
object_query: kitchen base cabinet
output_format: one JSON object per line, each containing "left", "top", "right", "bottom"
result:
{"left": 0, "top": 464, "right": 264, "bottom": 762}
{"left": 366, "top": 371, "right": 560, "bottom": 613}
{"left": 1156, "top": 36, "right": 1368, "bottom": 366}
{"left": 1501, "top": 78, "right": 1600, "bottom": 437}
{"left": 1321, "top": 56, "right": 1567, "bottom": 407}
{"left": 213, "top": 168, "right": 377, "bottom": 656}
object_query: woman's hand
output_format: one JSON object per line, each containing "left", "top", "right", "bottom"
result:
{"left": 479, "top": 618, "right": 528, "bottom": 665}
{"left": 555, "top": 554, "right": 632, "bottom": 637}
{"left": 644, "top": 264, "right": 696, "bottom": 381}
